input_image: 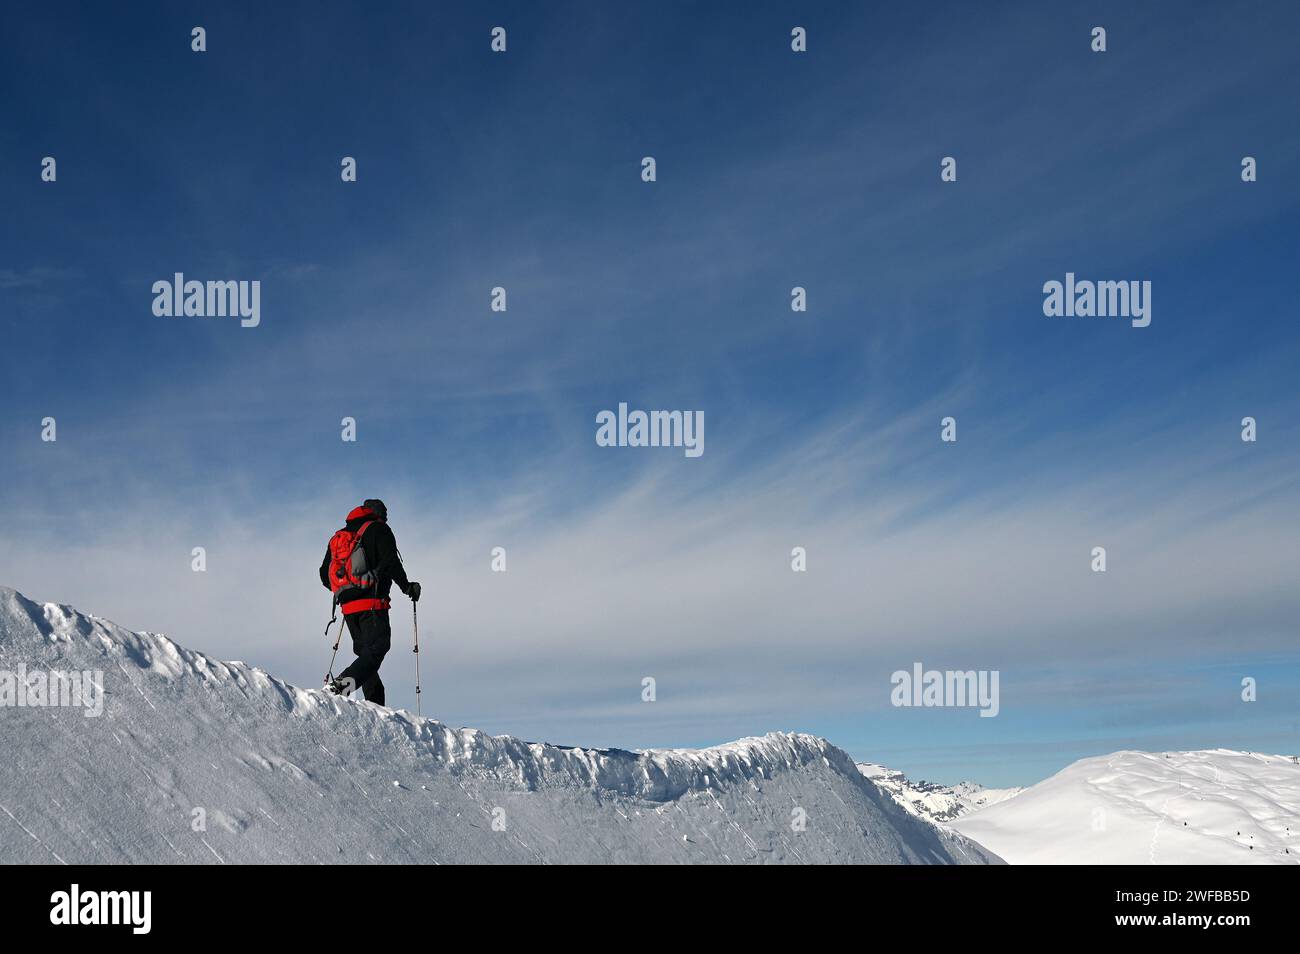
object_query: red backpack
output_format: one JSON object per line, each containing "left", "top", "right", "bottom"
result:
{"left": 327, "top": 520, "right": 376, "bottom": 595}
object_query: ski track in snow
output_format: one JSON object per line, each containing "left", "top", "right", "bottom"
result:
{"left": 1146, "top": 757, "right": 1225, "bottom": 864}
{"left": 0, "top": 587, "right": 997, "bottom": 865}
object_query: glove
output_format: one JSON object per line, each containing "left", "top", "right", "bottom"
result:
{"left": 407, "top": 582, "right": 421, "bottom": 603}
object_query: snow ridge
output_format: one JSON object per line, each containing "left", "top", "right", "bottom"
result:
{"left": 0, "top": 588, "right": 1000, "bottom": 864}
{"left": 13, "top": 589, "right": 872, "bottom": 801}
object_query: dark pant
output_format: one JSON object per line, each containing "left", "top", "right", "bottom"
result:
{"left": 337, "top": 609, "right": 392, "bottom": 706}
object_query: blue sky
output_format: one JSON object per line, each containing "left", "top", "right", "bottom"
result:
{"left": 2, "top": 1, "right": 1299, "bottom": 787}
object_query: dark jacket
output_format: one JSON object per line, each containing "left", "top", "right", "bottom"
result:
{"left": 320, "top": 506, "right": 411, "bottom": 605}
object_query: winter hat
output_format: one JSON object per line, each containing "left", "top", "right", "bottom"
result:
{"left": 362, "top": 498, "right": 388, "bottom": 521}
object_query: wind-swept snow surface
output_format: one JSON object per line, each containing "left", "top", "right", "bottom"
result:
{"left": 0, "top": 588, "right": 998, "bottom": 864}
{"left": 950, "top": 750, "right": 1300, "bottom": 864}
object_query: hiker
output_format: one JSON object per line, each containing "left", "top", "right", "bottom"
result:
{"left": 319, "top": 499, "right": 420, "bottom": 706}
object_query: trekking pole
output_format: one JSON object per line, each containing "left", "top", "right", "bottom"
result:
{"left": 412, "top": 601, "right": 423, "bottom": 717}
{"left": 324, "top": 600, "right": 346, "bottom": 683}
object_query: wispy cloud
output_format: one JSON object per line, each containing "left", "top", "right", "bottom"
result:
{"left": 3, "top": 392, "right": 1296, "bottom": 780}
{"left": 0, "top": 266, "right": 78, "bottom": 290}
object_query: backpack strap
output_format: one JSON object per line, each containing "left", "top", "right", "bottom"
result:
{"left": 350, "top": 520, "right": 377, "bottom": 591}
{"left": 341, "top": 597, "right": 391, "bottom": 615}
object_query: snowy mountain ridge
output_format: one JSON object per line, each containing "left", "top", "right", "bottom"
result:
{"left": 0, "top": 587, "right": 1000, "bottom": 864}
{"left": 950, "top": 748, "right": 1300, "bottom": 864}
{"left": 856, "top": 762, "right": 1023, "bottom": 823}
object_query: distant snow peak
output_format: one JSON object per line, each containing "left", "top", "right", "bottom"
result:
{"left": 858, "top": 762, "right": 1023, "bottom": 823}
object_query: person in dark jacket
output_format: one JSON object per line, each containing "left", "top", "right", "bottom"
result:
{"left": 319, "top": 498, "right": 420, "bottom": 706}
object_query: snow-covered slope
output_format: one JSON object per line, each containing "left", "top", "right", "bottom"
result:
{"left": 0, "top": 588, "right": 998, "bottom": 864}
{"left": 857, "top": 762, "right": 1023, "bottom": 823}
{"left": 950, "top": 749, "right": 1300, "bottom": 864}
